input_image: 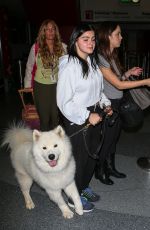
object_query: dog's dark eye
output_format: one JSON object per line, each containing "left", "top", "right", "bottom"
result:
{"left": 43, "top": 146, "right": 47, "bottom": 150}
{"left": 54, "top": 144, "right": 57, "bottom": 148}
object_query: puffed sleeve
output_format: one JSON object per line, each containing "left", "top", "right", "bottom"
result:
{"left": 99, "top": 92, "right": 111, "bottom": 108}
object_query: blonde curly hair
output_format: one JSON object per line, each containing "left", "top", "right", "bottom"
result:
{"left": 36, "top": 19, "right": 65, "bottom": 68}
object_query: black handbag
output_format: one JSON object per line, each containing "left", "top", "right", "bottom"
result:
{"left": 119, "top": 91, "right": 144, "bottom": 129}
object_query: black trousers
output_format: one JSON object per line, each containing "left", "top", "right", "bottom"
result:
{"left": 61, "top": 105, "right": 103, "bottom": 195}
{"left": 33, "top": 81, "right": 59, "bottom": 131}
{"left": 98, "top": 98, "right": 122, "bottom": 166}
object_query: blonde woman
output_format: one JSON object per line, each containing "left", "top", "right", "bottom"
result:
{"left": 24, "top": 19, "right": 67, "bottom": 131}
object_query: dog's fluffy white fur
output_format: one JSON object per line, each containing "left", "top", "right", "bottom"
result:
{"left": 3, "top": 124, "right": 83, "bottom": 218}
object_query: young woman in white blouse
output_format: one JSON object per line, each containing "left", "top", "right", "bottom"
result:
{"left": 57, "top": 24, "right": 113, "bottom": 212}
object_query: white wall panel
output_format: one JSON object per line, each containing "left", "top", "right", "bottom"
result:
{"left": 80, "top": 0, "right": 150, "bottom": 22}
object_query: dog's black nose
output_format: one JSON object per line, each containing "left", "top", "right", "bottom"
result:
{"left": 48, "top": 154, "right": 55, "bottom": 160}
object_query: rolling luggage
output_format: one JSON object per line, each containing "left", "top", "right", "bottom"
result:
{"left": 18, "top": 88, "right": 40, "bottom": 129}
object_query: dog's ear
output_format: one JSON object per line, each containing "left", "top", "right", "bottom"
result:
{"left": 33, "top": 129, "right": 41, "bottom": 142}
{"left": 54, "top": 125, "right": 65, "bottom": 138}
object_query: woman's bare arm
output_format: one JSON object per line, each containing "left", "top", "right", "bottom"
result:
{"left": 100, "top": 67, "right": 150, "bottom": 90}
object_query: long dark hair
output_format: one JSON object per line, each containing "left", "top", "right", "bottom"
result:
{"left": 68, "top": 24, "right": 100, "bottom": 77}
{"left": 98, "top": 21, "right": 123, "bottom": 75}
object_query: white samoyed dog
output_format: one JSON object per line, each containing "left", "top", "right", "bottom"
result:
{"left": 2, "top": 124, "right": 83, "bottom": 219}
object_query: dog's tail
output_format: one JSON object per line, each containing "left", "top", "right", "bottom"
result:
{"left": 2, "top": 123, "right": 33, "bottom": 150}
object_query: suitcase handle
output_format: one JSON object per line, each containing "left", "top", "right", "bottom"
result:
{"left": 18, "top": 88, "right": 35, "bottom": 110}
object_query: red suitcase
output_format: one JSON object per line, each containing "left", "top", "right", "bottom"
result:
{"left": 18, "top": 88, "right": 40, "bottom": 129}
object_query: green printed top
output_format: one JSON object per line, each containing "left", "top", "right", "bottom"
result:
{"left": 34, "top": 53, "right": 59, "bottom": 85}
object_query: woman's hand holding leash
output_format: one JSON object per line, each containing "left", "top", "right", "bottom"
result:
{"left": 88, "top": 113, "right": 102, "bottom": 126}
{"left": 104, "top": 106, "right": 113, "bottom": 117}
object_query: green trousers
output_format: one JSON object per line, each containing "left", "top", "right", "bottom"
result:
{"left": 33, "top": 81, "right": 58, "bottom": 131}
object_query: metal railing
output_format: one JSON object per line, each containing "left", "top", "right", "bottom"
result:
{"left": 123, "top": 51, "right": 150, "bottom": 79}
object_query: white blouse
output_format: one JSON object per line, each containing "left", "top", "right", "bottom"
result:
{"left": 57, "top": 55, "right": 111, "bottom": 125}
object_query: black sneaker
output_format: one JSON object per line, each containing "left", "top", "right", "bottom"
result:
{"left": 68, "top": 196, "right": 94, "bottom": 213}
{"left": 81, "top": 187, "right": 100, "bottom": 202}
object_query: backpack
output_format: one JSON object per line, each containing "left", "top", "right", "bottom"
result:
{"left": 31, "top": 43, "right": 39, "bottom": 88}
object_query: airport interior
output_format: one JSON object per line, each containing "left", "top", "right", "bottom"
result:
{"left": 0, "top": 0, "right": 150, "bottom": 229}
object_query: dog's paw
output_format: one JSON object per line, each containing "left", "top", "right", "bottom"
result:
{"left": 74, "top": 200, "right": 83, "bottom": 215}
{"left": 75, "top": 208, "right": 83, "bottom": 215}
{"left": 26, "top": 201, "right": 35, "bottom": 210}
{"left": 63, "top": 210, "right": 74, "bottom": 219}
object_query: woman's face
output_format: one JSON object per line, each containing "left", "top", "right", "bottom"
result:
{"left": 75, "top": 30, "right": 95, "bottom": 59}
{"left": 109, "top": 25, "right": 122, "bottom": 51}
{"left": 45, "top": 23, "right": 56, "bottom": 40}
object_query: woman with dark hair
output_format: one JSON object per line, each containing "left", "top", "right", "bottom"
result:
{"left": 57, "top": 24, "right": 113, "bottom": 212}
{"left": 95, "top": 21, "right": 150, "bottom": 185}
{"left": 24, "top": 19, "right": 67, "bottom": 131}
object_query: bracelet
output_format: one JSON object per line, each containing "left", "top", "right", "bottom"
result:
{"left": 126, "top": 70, "right": 132, "bottom": 78}
{"left": 124, "top": 73, "right": 128, "bottom": 79}
{"left": 122, "top": 74, "right": 127, "bottom": 80}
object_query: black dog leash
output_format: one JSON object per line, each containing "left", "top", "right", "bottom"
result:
{"left": 68, "top": 121, "right": 105, "bottom": 160}
{"left": 69, "top": 123, "right": 90, "bottom": 138}
{"left": 69, "top": 110, "right": 119, "bottom": 160}
{"left": 83, "top": 119, "right": 106, "bottom": 160}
